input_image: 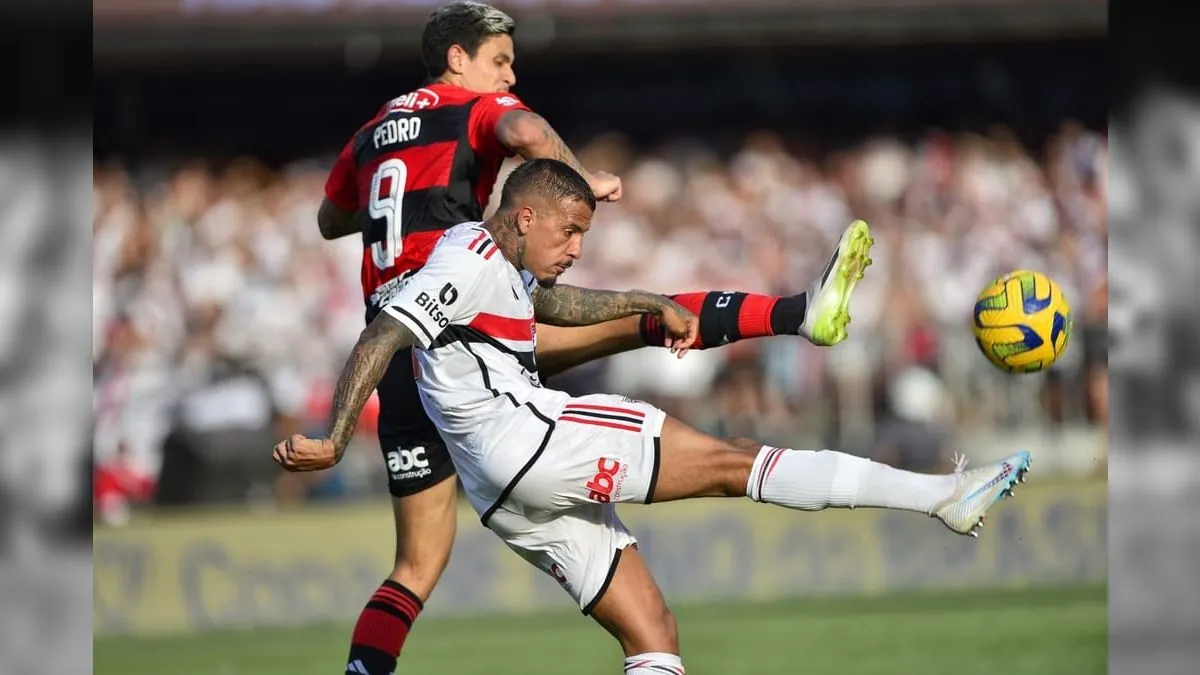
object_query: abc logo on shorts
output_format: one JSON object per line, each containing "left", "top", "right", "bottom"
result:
{"left": 387, "top": 446, "right": 432, "bottom": 479}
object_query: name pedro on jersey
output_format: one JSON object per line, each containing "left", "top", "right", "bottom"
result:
{"left": 374, "top": 117, "right": 422, "bottom": 149}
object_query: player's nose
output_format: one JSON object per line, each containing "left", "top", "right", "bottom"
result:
{"left": 503, "top": 66, "right": 516, "bottom": 88}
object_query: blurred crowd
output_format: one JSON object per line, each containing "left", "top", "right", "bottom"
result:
{"left": 92, "top": 123, "right": 1109, "bottom": 518}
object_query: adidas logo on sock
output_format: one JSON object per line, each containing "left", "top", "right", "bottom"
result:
{"left": 346, "top": 660, "right": 369, "bottom": 674}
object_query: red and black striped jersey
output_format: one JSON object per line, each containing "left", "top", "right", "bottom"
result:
{"left": 323, "top": 83, "right": 531, "bottom": 315}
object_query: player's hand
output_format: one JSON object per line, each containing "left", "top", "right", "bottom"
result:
{"left": 656, "top": 299, "right": 699, "bottom": 358}
{"left": 589, "top": 171, "right": 622, "bottom": 202}
{"left": 273, "top": 434, "right": 339, "bottom": 472}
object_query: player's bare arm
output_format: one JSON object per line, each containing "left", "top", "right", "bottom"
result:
{"left": 496, "top": 110, "right": 622, "bottom": 201}
{"left": 327, "top": 314, "right": 418, "bottom": 453}
{"left": 533, "top": 285, "right": 673, "bottom": 326}
{"left": 317, "top": 198, "right": 359, "bottom": 240}
{"left": 272, "top": 313, "right": 416, "bottom": 471}
{"left": 533, "top": 285, "right": 699, "bottom": 355}
{"left": 495, "top": 110, "right": 585, "bottom": 174}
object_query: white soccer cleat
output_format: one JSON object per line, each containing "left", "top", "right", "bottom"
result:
{"left": 931, "top": 451, "right": 1032, "bottom": 537}
{"left": 800, "top": 219, "right": 874, "bottom": 346}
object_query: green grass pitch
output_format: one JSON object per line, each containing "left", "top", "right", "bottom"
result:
{"left": 95, "top": 584, "right": 1106, "bottom": 675}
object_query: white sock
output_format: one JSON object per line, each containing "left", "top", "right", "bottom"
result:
{"left": 745, "top": 446, "right": 958, "bottom": 514}
{"left": 624, "top": 652, "right": 685, "bottom": 674}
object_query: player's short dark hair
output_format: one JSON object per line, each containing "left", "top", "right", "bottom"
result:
{"left": 421, "top": 2, "right": 516, "bottom": 78}
{"left": 499, "top": 159, "right": 597, "bottom": 213}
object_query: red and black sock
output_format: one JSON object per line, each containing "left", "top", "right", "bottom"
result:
{"left": 639, "top": 291, "right": 808, "bottom": 350}
{"left": 345, "top": 580, "right": 423, "bottom": 674}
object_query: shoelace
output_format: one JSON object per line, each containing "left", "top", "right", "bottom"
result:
{"left": 951, "top": 452, "right": 969, "bottom": 474}
{"left": 928, "top": 453, "right": 971, "bottom": 517}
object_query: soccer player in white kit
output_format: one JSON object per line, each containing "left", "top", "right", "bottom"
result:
{"left": 276, "top": 159, "right": 1033, "bottom": 673}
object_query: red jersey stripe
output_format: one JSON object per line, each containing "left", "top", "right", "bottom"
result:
{"left": 355, "top": 141, "right": 459, "bottom": 201}
{"left": 468, "top": 230, "right": 489, "bottom": 251}
{"left": 562, "top": 403, "right": 647, "bottom": 418}
{"left": 557, "top": 408, "right": 644, "bottom": 427}
{"left": 468, "top": 312, "right": 535, "bottom": 342}
{"left": 558, "top": 416, "right": 642, "bottom": 433}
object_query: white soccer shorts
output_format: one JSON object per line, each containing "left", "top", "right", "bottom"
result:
{"left": 480, "top": 393, "right": 667, "bottom": 613}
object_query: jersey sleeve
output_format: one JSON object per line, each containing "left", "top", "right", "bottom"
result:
{"left": 324, "top": 136, "right": 360, "bottom": 212}
{"left": 382, "top": 246, "right": 486, "bottom": 350}
{"left": 469, "top": 92, "right": 532, "bottom": 160}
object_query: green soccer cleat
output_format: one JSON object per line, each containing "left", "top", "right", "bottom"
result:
{"left": 799, "top": 219, "right": 875, "bottom": 346}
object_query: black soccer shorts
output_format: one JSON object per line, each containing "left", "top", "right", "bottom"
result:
{"left": 375, "top": 346, "right": 456, "bottom": 497}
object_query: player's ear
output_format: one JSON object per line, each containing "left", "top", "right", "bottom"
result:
{"left": 515, "top": 206, "right": 534, "bottom": 235}
{"left": 446, "top": 44, "right": 467, "bottom": 74}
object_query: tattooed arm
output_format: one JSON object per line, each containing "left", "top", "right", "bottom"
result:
{"left": 496, "top": 111, "right": 622, "bottom": 201}
{"left": 532, "top": 285, "right": 676, "bottom": 327}
{"left": 272, "top": 313, "right": 415, "bottom": 472}
{"left": 496, "top": 111, "right": 589, "bottom": 177}
{"left": 326, "top": 313, "right": 416, "bottom": 455}
{"left": 533, "top": 285, "right": 699, "bottom": 355}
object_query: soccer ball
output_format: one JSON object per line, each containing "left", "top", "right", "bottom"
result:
{"left": 972, "top": 270, "right": 1072, "bottom": 373}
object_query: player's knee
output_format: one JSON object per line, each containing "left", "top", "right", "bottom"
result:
{"left": 662, "top": 608, "right": 680, "bottom": 651}
{"left": 618, "top": 604, "right": 679, "bottom": 655}
{"left": 648, "top": 606, "right": 679, "bottom": 653}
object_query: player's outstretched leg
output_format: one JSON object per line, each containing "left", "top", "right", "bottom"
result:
{"left": 653, "top": 416, "right": 1031, "bottom": 537}
{"left": 533, "top": 219, "right": 876, "bottom": 377}
{"left": 640, "top": 219, "right": 875, "bottom": 349}
{"left": 477, "top": 394, "right": 1027, "bottom": 673}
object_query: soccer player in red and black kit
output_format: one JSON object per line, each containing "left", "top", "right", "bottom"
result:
{"left": 298, "top": 3, "right": 872, "bottom": 673}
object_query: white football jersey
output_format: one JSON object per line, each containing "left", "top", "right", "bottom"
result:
{"left": 382, "top": 222, "right": 570, "bottom": 511}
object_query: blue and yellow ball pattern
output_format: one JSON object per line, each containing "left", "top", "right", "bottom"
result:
{"left": 972, "top": 270, "right": 1072, "bottom": 374}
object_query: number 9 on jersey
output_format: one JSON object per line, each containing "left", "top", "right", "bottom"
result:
{"left": 369, "top": 158, "right": 408, "bottom": 269}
